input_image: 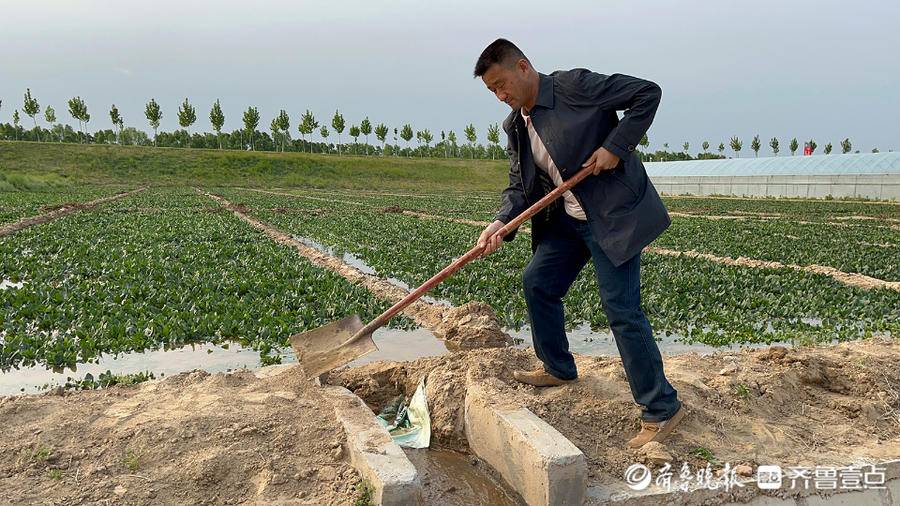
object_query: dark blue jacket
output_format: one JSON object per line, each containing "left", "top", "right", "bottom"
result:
{"left": 493, "top": 69, "right": 670, "bottom": 267}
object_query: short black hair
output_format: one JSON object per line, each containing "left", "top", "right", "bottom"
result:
{"left": 473, "top": 38, "right": 528, "bottom": 77}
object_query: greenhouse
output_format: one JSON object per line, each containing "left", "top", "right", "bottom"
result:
{"left": 645, "top": 152, "right": 900, "bottom": 200}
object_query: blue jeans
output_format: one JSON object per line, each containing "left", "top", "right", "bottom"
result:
{"left": 523, "top": 210, "right": 681, "bottom": 422}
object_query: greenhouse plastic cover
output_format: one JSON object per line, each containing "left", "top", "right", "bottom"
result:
{"left": 644, "top": 151, "right": 900, "bottom": 177}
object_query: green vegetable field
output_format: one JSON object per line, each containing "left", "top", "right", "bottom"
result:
{"left": 1, "top": 149, "right": 898, "bottom": 378}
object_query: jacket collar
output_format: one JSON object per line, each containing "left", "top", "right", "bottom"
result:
{"left": 534, "top": 72, "right": 555, "bottom": 109}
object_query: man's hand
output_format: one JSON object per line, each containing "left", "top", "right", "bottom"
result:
{"left": 581, "top": 147, "right": 620, "bottom": 175}
{"left": 476, "top": 220, "right": 506, "bottom": 257}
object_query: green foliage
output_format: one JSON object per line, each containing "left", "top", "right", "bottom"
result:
{"left": 52, "top": 370, "right": 156, "bottom": 391}
{"left": 0, "top": 143, "right": 508, "bottom": 190}
{"left": 733, "top": 383, "right": 751, "bottom": 399}
{"left": 729, "top": 136, "right": 742, "bottom": 156}
{"left": 354, "top": 479, "right": 375, "bottom": 506}
{"left": 717, "top": 142, "right": 725, "bottom": 154}
{"left": 47, "top": 469, "right": 63, "bottom": 480}
{"left": 67, "top": 97, "right": 90, "bottom": 143}
{"left": 419, "top": 129, "right": 433, "bottom": 147}
{"left": 23, "top": 89, "right": 40, "bottom": 130}
{"left": 682, "top": 142, "right": 689, "bottom": 153}
{"left": 824, "top": 142, "right": 833, "bottom": 155}
{"left": 44, "top": 105, "right": 56, "bottom": 125}
{"left": 400, "top": 124, "right": 413, "bottom": 144}
{"left": 145, "top": 99, "right": 162, "bottom": 144}
{"left": 641, "top": 133, "right": 650, "bottom": 150}
{"left": 243, "top": 106, "right": 260, "bottom": 150}
{"left": 122, "top": 450, "right": 140, "bottom": 472}
{"left": 750, "top": 135, "right": 761, "bottom": 157}
{"left": 808, "top": 139, "right": 817, "bottom": 154}
{"left": 769, "top": 137, "right": 779, "bottom": 156}
{"left": 841, "top": 138, "right": 852, "bottom": 154}
{"left": 360, "top": 117, "right": 372, "bottom": 155}
{"left": 32, "top": 446, "right": 52, "bottom": 462}
{"left": 789, "top": 137, "right": 799, "bottom": 155}
{"left": 209, "top": 99, "right": 225, "bottom": 138}
{"left": 177, "top": 98, "right": 197, "bottom": 131}
{"left": 109, "top": 104, "right": 124, "bottom": 143}
{"left": 692, "top": 447, "right": 716, "bottom": 464}
{"left": 374, "top": 123, "right": 389, "bottom": 151}
{"left": 225, "top": 188, "right": 899, "bottom": 347}
{"left": 0, "top": 189, "right": 407, "bottom": 371}
{"left": 275, "top": 110, "right": 291, "bottom": 152}
{"left": 464, "top": 123, "right": 477, "bottom": 146}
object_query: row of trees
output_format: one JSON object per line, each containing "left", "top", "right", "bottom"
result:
{"left": 1, "top": 92, "right": 506, "bottom": 159}
{"left": 638, "top": 134, "right": 874, "bottom": 162}
{"left": 0, "top": 91, "right": 885, "bottom": 159}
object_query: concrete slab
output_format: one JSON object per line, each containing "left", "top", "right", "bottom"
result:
{"left": 464, "top": 383, "right": 587, "bottom": 506}
{"left": 322, "top": 385, "right": 423, "bottom": 506}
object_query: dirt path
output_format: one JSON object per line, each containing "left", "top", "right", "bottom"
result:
{"left": 335, "top": 336, "right": 900, "bottom": 481}
{"left": 0, "top": 366, "right": 361, "bottom": 505}
{"left": 0, "top": 187, "right": 147, "bottom": 238}
{"left": 201, "top": 191, "right": 511, "bottom": 350}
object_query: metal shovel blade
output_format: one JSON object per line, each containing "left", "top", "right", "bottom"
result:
{"left": 289, "top": 314, "right": 378, "bottom": 379}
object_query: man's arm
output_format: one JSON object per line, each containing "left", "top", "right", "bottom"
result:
{"left": 477, "top": 137, "right": 527, "bottom": 256}
{"left": 577, "top": 71, "right": 662, "bottom": 161}
{"left": 493, "top": 140, "right": 528, "bottom": 242}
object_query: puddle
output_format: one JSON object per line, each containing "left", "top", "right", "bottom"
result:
{"left": 292, "top": 235, "right": 453, "bottom": 306}
{"left": 0, "top": 327, "right": 448, "bottom": 396}
{"left": 404, "top": 448, "right": 519, "bottom": 506}
{"left": 506, "top": 323, "right": 772, "bottom": 357}
{"left": 0, "top": 279, "right": 25, "bottom": 290}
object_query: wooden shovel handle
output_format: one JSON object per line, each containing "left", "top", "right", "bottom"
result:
{"left": 351, "top": 165, "right": 596, "bottom": 341}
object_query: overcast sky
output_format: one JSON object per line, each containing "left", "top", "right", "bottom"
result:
{"left": 2, "top": 0, "right": 898, "bottom": 153}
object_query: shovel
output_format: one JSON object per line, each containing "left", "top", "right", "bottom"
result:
{"left": 290, "top": 164, "right": 597, "bottom": 379}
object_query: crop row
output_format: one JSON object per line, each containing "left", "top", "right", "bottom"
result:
{"left": 0, "top": 188, "right": 403, "bottom": 371}
{"left": 246, "top": 188, "right": 900, "bottom": 281}
{"left": 661, "top": 195, "right": 900, "bottom": 220}
{"left": 0, "top": 187, "right": 118, "bottom": 225}
{"left": 282, "top": 187, "right": 900, "bottom": 222}
{"left": 655, "top": 216, "right": 899, "bottom": 280}
{"left": 222, "top": 188, "right": 900, "bottom": 346}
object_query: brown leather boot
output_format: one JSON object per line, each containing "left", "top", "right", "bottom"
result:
{"left": 513, "top": 367, "right": 577, "bottom": 387}
{"left": 627, "top": 405, "right": 686, "bottom": 449}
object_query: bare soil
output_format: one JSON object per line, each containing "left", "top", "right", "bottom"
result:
{"left": 3, "top": 334, "right": 896, "bottom": 504}
{"left": 0, "top": 366, "right": 361, "bottom": 505}
{"left": 334, "top": 336, "right": 900, "bottom": 481}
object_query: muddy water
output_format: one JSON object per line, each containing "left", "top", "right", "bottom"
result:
{"left": 404, "top": 448, "right": 521, "bottom": 506}
{"left": 292, "top": 235, "right": 453, "bottom": 306}
{"left": 0, "top": 327, "right": 448, "bottom": 396}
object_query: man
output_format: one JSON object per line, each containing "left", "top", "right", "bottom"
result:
{"left": 473, "top": 38, "right": 684, "bottom": 448}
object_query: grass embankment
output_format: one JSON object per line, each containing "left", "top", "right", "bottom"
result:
{"left": 0, "top": 141, "right": 508, "bottom": 190}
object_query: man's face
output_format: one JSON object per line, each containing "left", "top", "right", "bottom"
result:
{"left": 482, "top": 60, "right": 529, "bottom": 111}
